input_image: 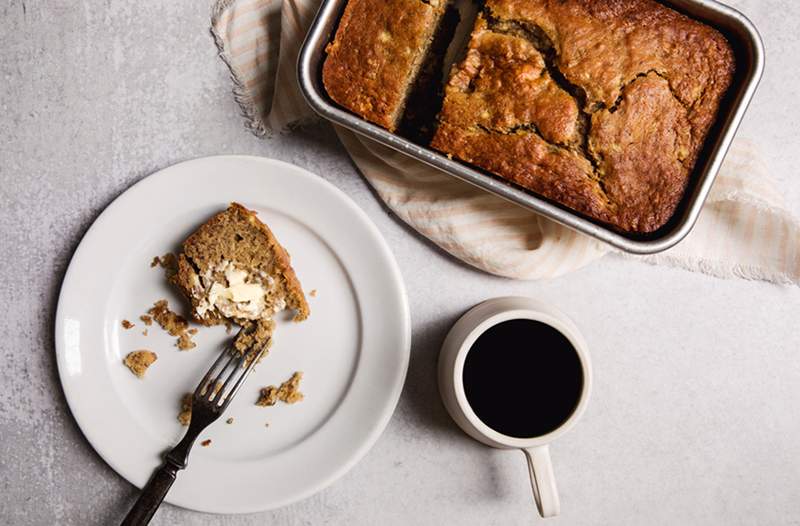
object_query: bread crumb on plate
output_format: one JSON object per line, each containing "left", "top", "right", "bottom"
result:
{"left": 178, "top": 393, "right": 192, "bottom": 426}
{"left": 256, "top": 372, "right": 304, "bottom": 407}
{"left": 151, "top": 253, "right": 177, "bottom": 277}
{"left": 147, "top": 299, "right": 197, "bottom": 350}
{"left": 170, "top": 203, "right": 309, "bottom": 327}
{"left": 123, "top": 350, "right": 157, "bottom": 378}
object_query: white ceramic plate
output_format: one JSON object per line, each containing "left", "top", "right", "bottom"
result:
{"left": 55, "top": 156, "right": 410, "bottom": 514}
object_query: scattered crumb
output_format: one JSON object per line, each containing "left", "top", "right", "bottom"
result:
{"left": 148, "top": 300, "right": 188, "bottom": 336}
{"left": 224, "top": 321, "right": 233, "bottom": 334}
{"left": 123, "top": 350, "right": 157, "bottom": 378}
{"left": 140, "top": 314, "right": 153, "bottom": 326}
{"left": 309, "top": 289, "right": 317, "bottom": 298}
{"left": 177, "top": 332, "right": 196, "bottom": 351}
{"left": 121, "top": 319, "right": 135, "bottom": 329}
{"left": 257, "top": 385, "right": 279, "bottom": 407}
{"left": 151, "top": 253, "right": 177, "bottom": 277}
{"left": 281, "top": 372, "right": 305, "bottom": 404}
{"left": 256, "top": 372, "right": 304, "bottom": 407}
{"left": 234, "top": 320, "right": 274, "bottom": 361}
{"left": 178, "top": 393, "right": 192, "bottom": 426}
{"left": 142, "top": 329, "right": 148, "bottom": 336}
{"left": 226, "top": 417, "right": 234, "bottom": 425}
{"left": 200, "top": 439, "right": 212, "bottom": 447}
{"left": 147, "top": 299, "right": 197, "bottom": 350}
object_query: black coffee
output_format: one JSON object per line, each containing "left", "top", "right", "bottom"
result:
{"left": 462, "top": 319, "right": 583, "bottom": 439}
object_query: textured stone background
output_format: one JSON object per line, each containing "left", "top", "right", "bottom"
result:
{"left": 1, "top": 1, "right": 799, "bottom": 524}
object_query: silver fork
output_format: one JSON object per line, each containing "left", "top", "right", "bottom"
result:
{"left": 120, "top": 330, "right": 270, "bottom": 526}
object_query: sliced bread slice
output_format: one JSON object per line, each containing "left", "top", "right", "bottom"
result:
{"left": 172, "top": 203, "right": 309, "bottom": 327}
{"left": 322, "top": 0, "right": 450, "bottom": 131}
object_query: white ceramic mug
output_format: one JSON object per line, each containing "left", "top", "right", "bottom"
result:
{"left": 438, "top": 297, "right": 592, "bottom": 518}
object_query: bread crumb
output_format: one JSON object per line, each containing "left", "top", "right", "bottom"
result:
{"left": 147, "top": 299, "right": 198, "bottom": 350}
{"left": 178, "top": 393, "right": 192, "bottom": 426}
{"left": 121, "top": 319, "right": 135, "bottom": 329}
{"left": 151, "top": 253, "right": 178, "bottom": 277}
{"left": 140, "top": 314, "right": 153, "bottom": 326}
{"left": 200, "top": 439, "right": 212, "bottom": 447}
{"left": 256, "top": 385, "right": 279, "bottom": 407}
{"left": 233, "top": 320, "right": 274, "bottom": 360}
{"left": 148, "top": 300, "right": 187, "bottom": 336}
{"left": 177, "top": 332, "right": 196, "bottom": 351}
{"left": 226, "top": 417, "right": 234, "bottom": 425}
{"left": 123, "top": 350, "right": 157, "bottom": 378}
{"left": 309, "top": 289, "right": 317, "bottom": 298}
{"left": 256, "top": 372, "right": 304, "bottom": 407}
{"left": 142, "top": 329, "right": 148, "bottom": 336}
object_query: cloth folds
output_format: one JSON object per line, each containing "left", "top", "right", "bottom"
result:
{"left": 211, "top": 0, "right": 799, "bottom": 283}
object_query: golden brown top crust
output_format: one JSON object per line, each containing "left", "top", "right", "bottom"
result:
{"left": 487, "top": 0, "right": 734, "bottom": 137}
{"left": 434, "top": 122, "right": 612, "bottom": 221}
{"left": 322, "top": 0, "right": 444, "bottom": 131}
{"left": 437, "top": 18, "right": 580, "bottom": 146}
{"left": 590, "top": 73, "right": 694, "bottom": 231}
{"left": 433, "top": 1, "right": 735, "bottom": 233}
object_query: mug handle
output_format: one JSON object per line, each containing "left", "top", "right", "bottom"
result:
{"left": 522, "top": 445, "right": 560, "bottom": 518}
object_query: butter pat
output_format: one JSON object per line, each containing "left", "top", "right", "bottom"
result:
{"left": 193, "top": 260, "right": 283, "bottom": 321}
{"left": 225, "top": 282, "right": 266, "bottom": 303}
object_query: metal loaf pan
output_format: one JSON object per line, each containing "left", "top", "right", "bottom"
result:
{"left": 297, "top": 0, "right": 764, "bottom": 254}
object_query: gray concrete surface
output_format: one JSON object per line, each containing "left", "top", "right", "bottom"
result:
{"left": 1, "top": 0, "right": 799, "bottom": 524}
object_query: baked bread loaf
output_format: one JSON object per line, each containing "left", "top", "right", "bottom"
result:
{"left": 322, "top": 0, "right": 449, "bottom": 131}
{"left": 431, "top": 0, "right": 735, "bottom": 233}
{"left": 172, "top": 203, "right": 309, "bottom": 327}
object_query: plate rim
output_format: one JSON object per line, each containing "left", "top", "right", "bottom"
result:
{"left": 54, "top": 155, "right": 411, "bottom": 513}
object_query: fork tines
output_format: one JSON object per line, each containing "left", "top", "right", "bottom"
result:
{"left": 195, "top": 332, "right": 270, "bottom": 412}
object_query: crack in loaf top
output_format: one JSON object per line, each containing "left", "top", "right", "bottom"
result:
{"left": 432, "top": 0, "right": 735, "bottom": 233}
{"left": 486, "top": 0, "right": 734, "bottom": 134}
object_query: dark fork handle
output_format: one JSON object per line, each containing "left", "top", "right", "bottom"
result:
{"left": 119, "top": 335, "right": 265, "bottom": 524}
{"left": 120, "top": 460, "right": 182, "bottom": 526}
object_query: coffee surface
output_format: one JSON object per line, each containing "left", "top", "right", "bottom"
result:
{"left": 462, "top": 319, "right": 583, "bottom": 439}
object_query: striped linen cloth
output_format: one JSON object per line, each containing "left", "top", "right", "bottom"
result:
{"left": 211, "top": 0, "right": 800, "bottom": 283}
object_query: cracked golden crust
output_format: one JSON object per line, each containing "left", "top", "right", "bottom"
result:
{"left": 322, "top": 0, "right": 445, "bottom": 131}
{"left": 487, "top": 0, "right": 734, "bottom": 116}
{"left": 433, "top": 122, "right": 612, "bottom": 221}
{"left": 436, "top": 19, "right": 580, "bottom": 146}
{"left": 433, "top": 1, "right": 734, "bottom": 233}
{"left": 590, "top": 73, "right": 693, "bottom": 231}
